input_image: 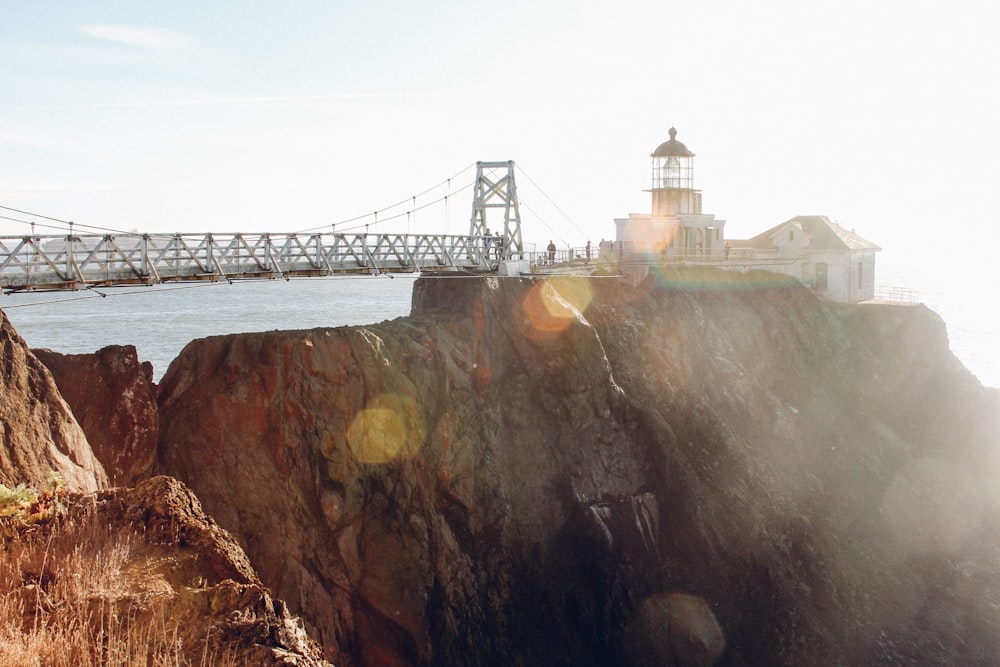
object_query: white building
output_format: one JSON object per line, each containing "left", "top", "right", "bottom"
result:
{"left": 730, "top": 215, "right": 881, "bottom": 303}
{"left": 613, "top": 127, "right": 880, "bottom": 303}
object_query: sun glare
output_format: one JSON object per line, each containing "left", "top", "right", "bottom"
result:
{"left": 879, "top": 457, "right": 985, "bottom": 555}
{"left": 346, "top": 393, "right": 426, "bottom": 464}
{"left": 519, "top": 276, "right": 594, "bottom": 340}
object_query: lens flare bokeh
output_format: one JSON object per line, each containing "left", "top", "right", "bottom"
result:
{"left": 520, "top": 276, "right": 593, "bottom": 340}
{"left": 622, "top": 217, "right": 679, "bottom": 256}
{"left": 347, "top": 393, "right": 426, "bottom": 464}
{"left": 880, "top": 457, "right": 985, "bottom": 554}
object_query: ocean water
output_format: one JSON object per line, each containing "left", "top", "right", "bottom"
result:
{"left": 1, "top": 275, "right": 418, "bottom": 381}
{"left": 877, "top": 255, "right": 998, "bottom": 389}
{"left": 2, "top": 268, "right": 996, "bottom": 387}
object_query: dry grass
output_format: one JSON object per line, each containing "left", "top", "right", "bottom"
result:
{"left": 0, "top": 479, "right": 239, "bottom": 667}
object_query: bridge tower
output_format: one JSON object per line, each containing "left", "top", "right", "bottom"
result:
{"left": 468, "top": 161, "right": 523, "bottom": 259}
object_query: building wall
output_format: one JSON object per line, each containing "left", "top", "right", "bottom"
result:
{"left": 851, "top": 251, "right": 878, "bottom": 301}
{"left": 804, "top": 250, "right": 877, "bottom": 303}
{"left": 614, "top": 207, "right": 876, "bottom": 303}
{"left": 616, "top": 213, "right": 726, "bottom": 258}
{"left": 614, "top": 215, "right": 682, "bottom": 254}
{"left": 734, "top": 249, "right": 876, "bottom": 303}
{"left": 651, "top": 189, "right": 700, "bottom": 217}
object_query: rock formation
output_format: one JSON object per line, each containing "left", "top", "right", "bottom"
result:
{"left": 93, "top": 476, "right": 332, "bottom": 665}
{"left": 34, "top": 345, "right": 158, "bottom": 486}
{"left": 4, "top": 475, "right": 331, "bottom": 666}
{"left": 154, "top": 269, "right": 1000, "bottom": 666}
{"left": 1, "top": 308, "right": 330, "bottom": 665}
{"left": 0, "top": 309, "right": 106, "bottom": 492}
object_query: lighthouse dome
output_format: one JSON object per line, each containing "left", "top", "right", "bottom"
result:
{"left": 651, "top": 127, "right": 695, "bottom": 158}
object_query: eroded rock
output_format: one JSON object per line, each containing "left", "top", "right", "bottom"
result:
{"left": 34, "top": 345, "right": 158, "bottom": 486}
{"left": 152, "top": 270, "right": 1000, "bottom": 666}
{"left": 0, "top": 309, "right": 106, "bottom": 492}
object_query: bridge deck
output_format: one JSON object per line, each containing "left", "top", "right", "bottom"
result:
{"left": 0, "top": 232, "right": 511, "bottom": 291}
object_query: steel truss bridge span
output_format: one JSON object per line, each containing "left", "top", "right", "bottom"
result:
{"left": 1, "top": 161, "right": 530, "bottom": 291}
{"left": 0, "top": 231, "right": 514, "bottom": 291}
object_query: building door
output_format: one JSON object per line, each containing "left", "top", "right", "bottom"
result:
{"left": 815, "top": 262, "right": 828, "bottom": 289}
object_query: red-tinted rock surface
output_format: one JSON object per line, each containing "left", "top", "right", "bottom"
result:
{"left": 34, "top": 345, "right": 158, "bottom": 486}
{"left": 155, "top": 269, "right": 1000, "bottom": 666}
{"left": 0, "top": 309, "right": 106, "bottom": 492}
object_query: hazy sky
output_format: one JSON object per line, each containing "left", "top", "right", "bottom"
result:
{"left": 3, "top": 1, "right": 997, "bottom": 245}
{"left": 1, "top": 1, "right": 998, "bottom": 381}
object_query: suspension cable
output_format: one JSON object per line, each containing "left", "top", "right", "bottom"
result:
{"left": 519, "top": 198, "right": 568, "bottom": 247}
{"left": 515, "top": 165, "right": 589, "bottom": 240}
{"left": 2, "top": 162, "right": 581, "bottom": 248}
{"left": 0, "top": 204, "right": 134, "bottom": 235}
{"left": 293, "top": 162, "right": 477, "bottom": 234}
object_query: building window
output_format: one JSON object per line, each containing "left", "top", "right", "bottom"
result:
{"left": 858, "top": 262, "right": 863, "bottom": 287}
{"left": 789, "top": 229, "right": 795, "bottom": 242}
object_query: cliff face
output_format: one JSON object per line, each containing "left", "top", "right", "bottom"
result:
{"left": 155, "top": 269, "right": 1000, "bottom": 666}
{"left": 33, "top": 345, "right": 158, "bottom": 487}
{"left": 0, "top": 309, "right": 106, "bottom": 492}
{"left": 1, "top": 308, "right": 328, "bottom": 664}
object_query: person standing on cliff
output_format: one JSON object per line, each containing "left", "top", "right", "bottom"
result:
{"left": 547, "top": 239, "right": 556, "bottom": 262}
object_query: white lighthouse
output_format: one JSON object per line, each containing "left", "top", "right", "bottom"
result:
{"left": 650, "top": 126, "right": 699, "bottom": 217}
{"left": 614, "top": 127, "right": 726, "bottom": 258}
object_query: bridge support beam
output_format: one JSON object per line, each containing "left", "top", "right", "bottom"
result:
{"left": 469, "top": 161, "right": 523, "bottom": 261}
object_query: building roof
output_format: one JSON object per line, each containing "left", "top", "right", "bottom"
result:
{"left": 651, "top": 127, "right": 695, "bottom": 158}
{"left": 739, "top": 215, "right": 881, "bottom": 251}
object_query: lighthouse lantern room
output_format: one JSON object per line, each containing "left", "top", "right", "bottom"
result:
{"left": 649, "top": 127, "right": 701, "bottom": 217}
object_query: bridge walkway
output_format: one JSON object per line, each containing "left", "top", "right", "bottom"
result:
{"left": 0, "top": 231, "right": 518, "bottom": 291}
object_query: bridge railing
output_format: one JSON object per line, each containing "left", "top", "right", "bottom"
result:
{"left": 0, "top": 232, "right": 501, "bottom": 290}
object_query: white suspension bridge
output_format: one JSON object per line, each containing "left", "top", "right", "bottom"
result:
{"left": 1, "top": 162, "right": 589, "bottom": 293}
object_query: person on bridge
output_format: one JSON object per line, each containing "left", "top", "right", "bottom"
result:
{"left": 547, "top": 240, "right": 556, "bottom": 262}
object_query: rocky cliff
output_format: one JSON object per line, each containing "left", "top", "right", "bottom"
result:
{"left": 1, "top": 308, "right": 329, "bottom": 665}
{"left": 33, "top": 345, "right": 158, "bottom": 487}
{"left": 0, "top": 310, "right": 106, "bottom": 492}
{"left": 154, "top": 268, "right": 1000, "bottom": 666}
